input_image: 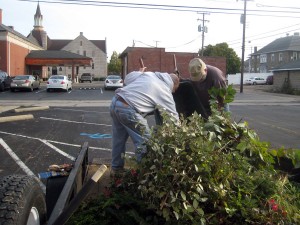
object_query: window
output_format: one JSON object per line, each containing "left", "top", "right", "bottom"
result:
{"left": 292, "top": 52, "right": 297, "bottom": 60}
{"left": 279, "top": 53, "right": 283, "bottom": 62}
{"left": 271, "top": 54, "right": 275, "bottom": 62}
{"left": 260, "top": 54, "right": 267, "bottom": 63}
{"left": 80, "top": 41, "right": 82, "bottom": 46}
{"left": 83, "top": 50, "right": 86, "bottom": 56}
{"left": 92, "top": 63, "right": 94, "bottom": 69}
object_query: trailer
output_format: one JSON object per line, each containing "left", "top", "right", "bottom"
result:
{"left": 0, "top": 142, "right": 108, "bottom": 225}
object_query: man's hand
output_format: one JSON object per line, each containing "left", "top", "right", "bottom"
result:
{"left": 139, "top": 67, "right": 147, "bottom": 73}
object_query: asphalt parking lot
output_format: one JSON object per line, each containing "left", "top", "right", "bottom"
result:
{"left": 0, "top": 83, "right": 299, "bottom": 189}
{"left": 0, "top": 83, "right": 117, "bottom": 187}
{"left": 0, "top": 106, "right": 114, "bottom": 184}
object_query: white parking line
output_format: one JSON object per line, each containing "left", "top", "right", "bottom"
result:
{"left": 40, "top": 117, "right": 112, "bottom": 127}
{"left": 39, "top": 139, "right": 76, "bottom": 161}
{"left": 0, "top": 131, "right": 76, "bottom": 160}
{"left": 35, "top": 89, "right": 46, "bottom": 93}
{"left": 0, "top": 138, "right": 46, "bottom": 193}
{"left": 0, "top": 130, "right": 113, "bottom": 152}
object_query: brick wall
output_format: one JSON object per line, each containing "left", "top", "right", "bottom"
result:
{"left": 9, "top": 42, "right": 30, "bottom": 75}
{"left": 120, "top": 47, "right": 227, "bottom": 79}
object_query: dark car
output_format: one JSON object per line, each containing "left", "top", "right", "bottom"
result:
{"left": 0, "top": 71, "right": 13, "bottom": 92}
{"left": 80, "top": 73, "right": 93, "bottom": 83}
{"left": 266, "top": 75, "right": 273, "bottom": 85}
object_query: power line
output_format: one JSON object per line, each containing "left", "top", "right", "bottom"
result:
{"left": 17, "top": 0, "right": 300, "bottom": 52}
{"left": 18, "top": 0, "right": 300, "bottom": 18}
{"left": 227, "top": 23, "right": 300, "bottom": 44}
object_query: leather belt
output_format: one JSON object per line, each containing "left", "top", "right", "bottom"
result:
{"left": 116, "top": 95, "right": 148, "bottom": 117}
{"left": 117, "top": 96, "right": 129, "bottom": 106}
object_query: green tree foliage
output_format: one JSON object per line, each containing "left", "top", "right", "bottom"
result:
{"left": 202, "top": 43, "right": 241, "bottom": 74}
{"left": 108, "top": 51, "right": 121, "bottom": 75}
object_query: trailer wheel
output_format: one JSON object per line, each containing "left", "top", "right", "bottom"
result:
{"left": 0, "top": 175, "right": 47, "bottom": 225}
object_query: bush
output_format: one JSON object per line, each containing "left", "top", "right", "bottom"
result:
{"left": 68, "top": 86, "right": 300, "bottom": 225}
{"left": 137, "top": 111, "right": 300, "bottom": 224}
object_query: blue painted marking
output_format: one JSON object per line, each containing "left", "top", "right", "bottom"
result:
{"left": 80, "top": 132, "right": 112, "bottom": 139}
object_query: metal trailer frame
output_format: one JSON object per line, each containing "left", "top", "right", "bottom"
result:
{"left": 47, "top": 141, "right": 107, "bottom": 225}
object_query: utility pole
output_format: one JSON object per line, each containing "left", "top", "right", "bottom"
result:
{"left": 153, "top": 40, "right": 160, "bottom": 48}
{"left": 240, "top": 0, "right": 248, "bottom": 93}
{"left": 197, "top": 13, "right": 209, "bottom": 56}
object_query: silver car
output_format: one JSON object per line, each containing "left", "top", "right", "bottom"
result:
{"left": 10, "top": 75, "right": 40, "bottom": 92}
{"left": 245, "top": 77, "right": 266, "bottom": 85}
{"left": 47, "top": 75, "right": 72, "bottom": 92}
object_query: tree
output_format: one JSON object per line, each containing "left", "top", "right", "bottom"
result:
{"left": 202, "top": 43, "right": 241, "bottom": 74}
{"left": 107, "top": 51, "right": 121, "bottom": 75}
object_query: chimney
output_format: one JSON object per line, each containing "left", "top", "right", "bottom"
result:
{"left": 80, "top": 32, "right": 83, "bottom": 36}
{"left": 0, "top": 9, "right": 2, "bottom": 24}
{"left": 294, "top": 32, "right": 300, "bottom": 36}
{"left": 8, "top": 26, "right": 14, "bottom": 30}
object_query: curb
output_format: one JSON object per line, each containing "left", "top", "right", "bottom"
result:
{"left": 0, "top": 114, "right": 34, "bottom": 123}
{"left": 14, "top": 106, "right": 50, "bottom": 113}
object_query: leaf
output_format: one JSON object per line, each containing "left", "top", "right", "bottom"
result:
{"left": 193, "top": 199, "right": 199, "bottom": 208}
{"left": 200, "top": 197, "right": 208, "bottom": 202}
{"left": 173, "top": 211, "right": 179, "bottom": 220}
{"left": 150, "top": 165, "right": 156, "bottom": 170}
{"left": 194, "top": 164, "right": 199, "bottom": 172}
{"left": 237, "top": 142, "right": 247, "bottom": 152}
{"left": 197, "top": 208, "right": 204, "bottom": 216}
{"left": 183, "top": 202, "right": 187, "bottom": 210}
{"left": 180, "top": 191, "right": 186, "bottom": 201}
{"left": 162, "top": 207, "right": 170, "bottom": 219}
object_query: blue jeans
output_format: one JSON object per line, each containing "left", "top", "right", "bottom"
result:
{"left": 110, "top": 96, "right": 150, "bottom": 170}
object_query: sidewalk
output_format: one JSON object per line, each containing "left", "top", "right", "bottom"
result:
{"left": 231, "top": 85, "right": 300, "bottom": 105}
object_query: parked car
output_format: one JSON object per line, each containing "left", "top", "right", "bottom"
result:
{"left": 0, "top": 71, "right": 13, "bottom": 92}
{"left": 245, "top": 77, "right": 266, "bottom": 85}
{"left": 10, "top": 75, "right": 40, "bottom": 92}
{"left": 266, "top": 75, "right": 273, "bottom": 85}
{"left": 47, "top": 75, "right": 72, "bottom": 92}
{"left": 80, "top": 73, "right": 93, "bottom": 83}
{"left": 104, "top": 75, "right": 123, "bottom": 90}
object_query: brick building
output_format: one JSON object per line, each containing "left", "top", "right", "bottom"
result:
{"left": 0, "top": 9, "right": 43, "bottom": 76}
{"left": 119, "top": 47, "right": 226, "bottom": 79}
{"left": 0, "top": 3, "right": 106, "bottom": 81}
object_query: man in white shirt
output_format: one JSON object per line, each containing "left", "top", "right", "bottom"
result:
{"left": 110, "top": 70, "right": 179, "bottom": 174}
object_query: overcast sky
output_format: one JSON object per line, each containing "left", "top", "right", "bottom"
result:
{"left": 1, "top": 0, "right": 300, "bottom": 61}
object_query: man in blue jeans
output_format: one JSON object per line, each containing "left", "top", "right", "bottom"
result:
{"left": 110, "top": 70, "right": 179, "bottom": 174}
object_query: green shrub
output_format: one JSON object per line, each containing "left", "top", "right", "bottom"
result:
{"left": 68, "top": 85, "right": 300, "bottom": 225}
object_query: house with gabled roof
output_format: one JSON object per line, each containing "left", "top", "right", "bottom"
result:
{"left": 251, "top": 32, "right": 300, "bottom": 73}
{"left": 249, "top": 32, "right": 300, "bottom": 90}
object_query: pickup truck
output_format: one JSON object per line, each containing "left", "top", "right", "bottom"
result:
{"left": 79, "top": 73, "right": 93, "bottom": 83}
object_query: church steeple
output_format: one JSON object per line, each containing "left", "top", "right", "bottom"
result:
{"left": 34, "top": 1, "right": 43, "bottom": 29}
